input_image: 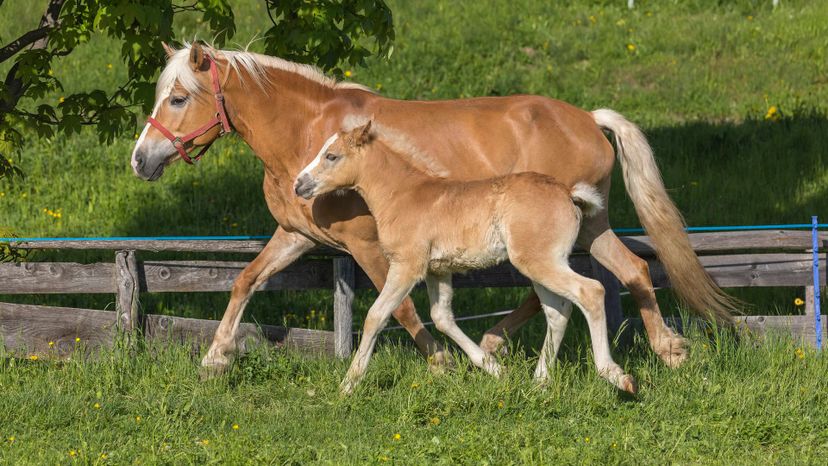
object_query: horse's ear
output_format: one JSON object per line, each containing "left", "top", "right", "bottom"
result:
{"left": 355, "top": 120, "right": 372, "bottom": 146}
{"left": 161, "top": 41, "right": 175, "bottom": 59}
{"left": 189, "top": 42, "right": 206, "bottom": 72}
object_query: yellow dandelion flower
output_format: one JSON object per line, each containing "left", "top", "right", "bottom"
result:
{"left": 585, "top": 436, "right": 590, "bottom": 443}
{"left": 48, "top": 341, "right": 55, "bottom": 348}
{"left": 794, "top": 298, "right": 804, "bottom": 306}
{"left": 393, "top": 433, "right": 401, "bottom": 441}
{"left": 497, "top": 400, "right": 505, "bottom": 409}
{"left": 107, "top": 63, "right": 113, "bottom": 70}
{"left": 100, "top": 453, "right": 108, "bottom": 459}
{"left": 589, "top": 15, "right": 597, "bottom": 24}
{"left": 8, "top": 436, "right": 15, "bottom": 443}
{"left": 612, "top": 442, "right": 617, "bottom": 448}
{"left": 795, "top": 348, "right": 805, "bottom": 359}
{"left": 765, "top": 105, "right": 780, "bottom": 121}
{"left": 69, "top": 449, "right": 77, "bottom": 457}
{"left": 344, "top": 70, "right": 352, "bottom": 78}
{"left": 93, "top": 403, "right": 100, "bottom": 409}
{"left": 232, "top": 424, "right": 239, "bottom": 430}
{"left": 59, "top": 96, "right": 65, "bottom": 103}
{"left": 430, "top": 417, "right": 441, "bottom": 426}
{"left": 379, "top": 456, "right": 389, "bottom": 462}
{"left": 28, "top": 355, "right": 38, "bottom": 361}
{"left": 626, "top": 43, "right": 636, "bottom": 52}
{"left": 375, "top": 83, "right": 383, "bottom": 90}
{"left": 48, "top": 69, "right": 53, "bottom": 76}
{"left": 201, "top": 439, "right": 210, "bottom": 445}
{"left": 135, "top": 415, "right": 141, "bottom": 422}
{"left": 75, "top": 337, "right": 81, "bottom": 342}
{"left": 134, "top": 133, "right": 139, "bottom": 140}
{"left": 411, "top": 382, "right": 420, "bottom": 389}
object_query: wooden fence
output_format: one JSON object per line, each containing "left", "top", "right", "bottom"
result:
{"left": 0, "top": 229, "right": 825, "bottom": 358}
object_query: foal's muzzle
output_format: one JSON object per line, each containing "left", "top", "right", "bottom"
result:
{"left": 294, "top": 174, "right": 316, "bottom": 199}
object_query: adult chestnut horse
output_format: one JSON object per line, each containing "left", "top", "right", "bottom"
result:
{"left": 131, "top": 42, "right": 735, "bottom": 375}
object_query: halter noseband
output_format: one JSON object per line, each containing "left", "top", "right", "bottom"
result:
{"left": 147, "top": 54, "right": 231, "bottom": 164}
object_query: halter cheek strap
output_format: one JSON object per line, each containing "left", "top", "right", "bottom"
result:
{"left": 146, "top": 54, "right": 231, "bottom": 165}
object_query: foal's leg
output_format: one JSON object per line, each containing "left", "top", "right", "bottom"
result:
{"left": 531, "top": 290, "right": 572, "bottom": 382}
{"left": 201, "top": 228, "right": 315, "bottom": 376}
{"left": 340, "top": 263, "right": 419, "bottom": 395}
{"left": 425, "top": 274, "right": 501, "bottom": 376}
{"left": 581, "top": 218, "right": 689, "bottom": 368}
{"left": 347, "top": 240, "right": 451, "bottom": 369}
{"left": 518, "top": 258, "right": 636, "bottom": 394}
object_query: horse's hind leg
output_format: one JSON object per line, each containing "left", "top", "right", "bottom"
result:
{"left": 580, "top": 219, "right": 689, "bottom": 368}
{"left": 480, "top": 291, "right": 542, "bottom": 355}
{"left": 201, "top": 228, "right": 315, "bottom": 378}
{"left": 531, "top": 289, "right": 572, "bottom": 383}
{"left": 425, "top": 274, "right": 501, "bottom": 376}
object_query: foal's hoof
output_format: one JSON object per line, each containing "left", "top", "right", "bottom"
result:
{"left": 619, "top": 374, "right": 638, "bottom": 395}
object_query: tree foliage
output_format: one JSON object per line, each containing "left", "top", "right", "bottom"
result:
{"left": 0, "top": 0, "right": 394, "bottom": 180}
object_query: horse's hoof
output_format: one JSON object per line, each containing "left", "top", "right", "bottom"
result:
{"left": 655, "top": 333, "right": 690, "bottom": 368}
{"left": 199, "top": 359, "right": 229, "bottom": 381}
{"left": 427, "top": 350, "right": 454, "bottom": 374}
{"left": 479, "top": 333, "right": 508, "bottom": 356}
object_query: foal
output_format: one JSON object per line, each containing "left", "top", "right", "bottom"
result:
{"left": 294, "top": 121, "right": 637, "bottom": 395}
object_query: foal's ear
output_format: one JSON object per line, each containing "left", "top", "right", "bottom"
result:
{"left": 355, "top": 120, "right": 372, "bottom": 146}
{"left": 189, "top": 41, "right": 206, "bottom": 72}
{"left": 161, "top": 41, "right": 175, "bottom": 59}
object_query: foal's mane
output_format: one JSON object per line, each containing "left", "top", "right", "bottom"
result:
{"left": 342, "top": 115, "right": 449, "bottom": 179}
{"left": 156, "top": 42, "right": 373, "bottom": 104}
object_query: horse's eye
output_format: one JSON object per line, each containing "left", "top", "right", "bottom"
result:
{"left": 170, "top": 95, "right": 188, "bottom": 107}
{"left": 325, "top": 153, "right": 339, "bottom": 162}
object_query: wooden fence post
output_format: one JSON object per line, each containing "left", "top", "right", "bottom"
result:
{"left": 805, "top": 286, "right": 815, "bottom": 316}
{"left": 333, "top": 256, "right": 355, "bottom": 358}
{"left": 590, "top": 257, "right": 624, "bottom": 339}
{"left": 115, "top": 250, "right": 140, "bottom": 334}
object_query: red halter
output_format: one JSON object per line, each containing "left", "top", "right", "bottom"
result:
{"left": 147, "top": 54, "right": 231, "bottom": 164}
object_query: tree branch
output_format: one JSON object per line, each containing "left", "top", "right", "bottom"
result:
{"left": 0, "top": 0, "right": 65, "bottom": 114}
{"left": 0, "top": 26, "right": 51, "bottom": 64}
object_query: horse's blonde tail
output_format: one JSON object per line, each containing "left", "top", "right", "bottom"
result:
{"left": 591, "top": 108, "right": 738, "bottom": 324}
{"left": 571, "top": 182, "right": 603, "bottom": 218}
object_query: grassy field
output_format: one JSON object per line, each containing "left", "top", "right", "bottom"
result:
{"left": 2, "top": 328, "right": 827, "bottom": 464}
{"left": 1, "top": 1, "right": 828, "bottom": 462}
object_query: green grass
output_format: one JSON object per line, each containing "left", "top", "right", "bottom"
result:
{"left": 1, "top": 328, "right": 827, "bottom": 464}
{"left": 1, "top": 2, "right": 828, "bottom": 462}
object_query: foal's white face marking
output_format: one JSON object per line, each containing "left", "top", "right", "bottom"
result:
{"left": 298, "top": 133, "right": 339, "bottom": 178}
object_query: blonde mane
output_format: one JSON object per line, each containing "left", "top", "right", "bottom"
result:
{"left": 156, "top": 42, "right": 374, "bottom": 105}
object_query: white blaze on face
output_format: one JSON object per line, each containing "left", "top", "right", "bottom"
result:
{"left": 297, "top": 133, "right": 339, "bottom": 179}
{"left": 130, "top": 85, "right": 173, "bottom": 175}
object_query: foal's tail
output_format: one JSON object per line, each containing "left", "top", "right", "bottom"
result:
{"left": 591, "top": 108, "right": 738, "bottom": 324}
{"left": 571, "top": 182, "right": 604, "bottom": 218}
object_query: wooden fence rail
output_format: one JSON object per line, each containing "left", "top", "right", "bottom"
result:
{"left": 0, "top": 230, "right": 825, "bottom": 358}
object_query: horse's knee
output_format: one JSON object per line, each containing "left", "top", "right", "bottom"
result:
{"left": 578, "top": 279, "right": 606, "bottom": 318}
{"left": 431, "top": 312, "right": 455, "bottom": 334}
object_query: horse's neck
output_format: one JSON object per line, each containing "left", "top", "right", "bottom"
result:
{"left": 354, "top": 144, "right": 438, "bottom": 219}
{"left": 225, "top": 68, "right": 338, "bottom": 182}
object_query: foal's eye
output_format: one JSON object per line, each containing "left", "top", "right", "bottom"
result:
{"left": 325, "top": 153, "right": 339, "bottom": 162}
{"left": 169, "top": 95, "right": 188, "bottom": 107}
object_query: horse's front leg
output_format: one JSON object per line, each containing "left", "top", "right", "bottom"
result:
{"left": 341, "top": 263, "right": 419, "bottom": 395}
{"left": 200, "top": 228, "right": 315, "bottom": 378}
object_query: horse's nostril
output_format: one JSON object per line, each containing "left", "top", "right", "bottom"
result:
{"left": 135, "top": 152, "right": 146, "bottom": 169}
